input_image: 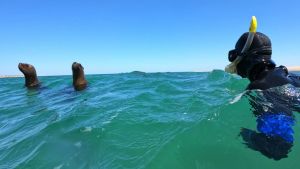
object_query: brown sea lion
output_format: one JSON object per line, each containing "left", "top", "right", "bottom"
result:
{"left": 18, "top": 63, "right": 40, "bottom": 88}
{"left": 72, "top": 62, "right": 87, "bottom": 91}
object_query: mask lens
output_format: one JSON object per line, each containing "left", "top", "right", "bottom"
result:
{"left": 228, "top": 50, "right": 238, "bottom": 62}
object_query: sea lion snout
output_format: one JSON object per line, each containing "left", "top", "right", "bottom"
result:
{"left": 72, "top": 62, "right": 84, "bottom": 71}
{"left": 18, "top": 63, "right": 24, "bottom": 72}
{"left": 18, "top": 63, "right": 27, "bottom": 71}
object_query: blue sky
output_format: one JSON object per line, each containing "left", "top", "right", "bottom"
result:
{"left": 1, "top": 0, "right": 300, "bottom": 75}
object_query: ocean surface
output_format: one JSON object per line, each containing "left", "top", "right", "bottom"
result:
{"left": 1, "top": 70, "right": 300, "bottom": 169}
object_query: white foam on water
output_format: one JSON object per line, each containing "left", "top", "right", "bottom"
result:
{"left": 74, "top": 141, "right": 82, "bottom": 148}
{"left": 53, "top": 164, "right": 63, "bottom": 169}
{"left": 103, "top": 112, "right": 119, "bottom": 125}
{"left": 230, "top": 91, "right": 246, "bottom": 104}
{"left": 81, "top": 126, "right": 92, "bottom": 132}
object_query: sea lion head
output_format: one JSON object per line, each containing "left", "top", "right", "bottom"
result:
{"left": 72, "top": 62, "right": 87, "bottom": 91}
{"left": 18, "top": 63, "right": 40, "bottom": 87}
{"left": 18, "top": 63, "right": 37, "bottom": 76}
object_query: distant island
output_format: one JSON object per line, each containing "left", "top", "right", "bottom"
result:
{"left": 0, "top": 75, "right": 22, "bottom": 78}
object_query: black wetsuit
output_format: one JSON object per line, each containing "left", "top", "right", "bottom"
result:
{"left": 240, "top": 65, "right": 300, "bottom": 160}
{"left": 228, "top": 32, "right": 300, "bottom": 160}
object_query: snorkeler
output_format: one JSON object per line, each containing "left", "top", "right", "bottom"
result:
{"left": 225, "top": 16, "right": 300, "bottom": 160}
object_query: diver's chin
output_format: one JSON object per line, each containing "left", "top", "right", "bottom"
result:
{"left": 225, "top": 62, "right": 238, "bottom": 74}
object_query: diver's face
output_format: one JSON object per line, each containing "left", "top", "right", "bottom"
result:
{"left": 225, "top": 49, "right": 242, "bottom": 74}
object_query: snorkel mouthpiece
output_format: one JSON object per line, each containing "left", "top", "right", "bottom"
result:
{"left": 225, "top": 16, "right": 257, "bottom": 74}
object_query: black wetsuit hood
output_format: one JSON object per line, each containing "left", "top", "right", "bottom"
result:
{"left": 234, "top": 32, "right": 276, "bottom": 81}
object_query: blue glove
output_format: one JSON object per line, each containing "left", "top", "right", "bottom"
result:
{"left": 257, "top": 113, "right": 295, "bottom": 143}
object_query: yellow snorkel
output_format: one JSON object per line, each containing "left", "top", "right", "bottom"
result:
{"left": 225, "top": 16, "right": 258, "bottom": 74}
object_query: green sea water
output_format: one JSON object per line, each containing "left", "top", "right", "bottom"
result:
{"left": 1, "top": 70, "right": 300, "bottom": 169}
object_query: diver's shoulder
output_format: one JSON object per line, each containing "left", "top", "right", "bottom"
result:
{"left": 247, "top": 66, "right": 300, "bottom": 90}
{"left": 247, "top": 67, "right": 290, "bottom": 90}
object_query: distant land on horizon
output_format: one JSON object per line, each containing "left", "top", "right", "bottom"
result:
{"left": 286, "top": 66, "right": 300, "bottom": 72}
{"left": 1, "top": 66, "right": 300, "bottom": 78}
{"left": 0, "top": 75, "right": 22, "bottom": 78}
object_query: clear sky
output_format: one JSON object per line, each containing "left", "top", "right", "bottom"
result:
{"left": 1, "top": 0, "right": 300, "bottom": 75}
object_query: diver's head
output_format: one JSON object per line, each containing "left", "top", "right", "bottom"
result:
{"left": 228, "top": 32, "right": 276, "bottom": 80}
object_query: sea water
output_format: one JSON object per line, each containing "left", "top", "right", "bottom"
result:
{"left": 1, "top": 70, "right": 300, "bottom": 169}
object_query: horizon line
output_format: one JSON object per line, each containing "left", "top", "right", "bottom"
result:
{"left": 1, "top": 66, "right": 300, "bottom": 78}
{"left": 0, "top": 70, "right": 213, "bottom": 78}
